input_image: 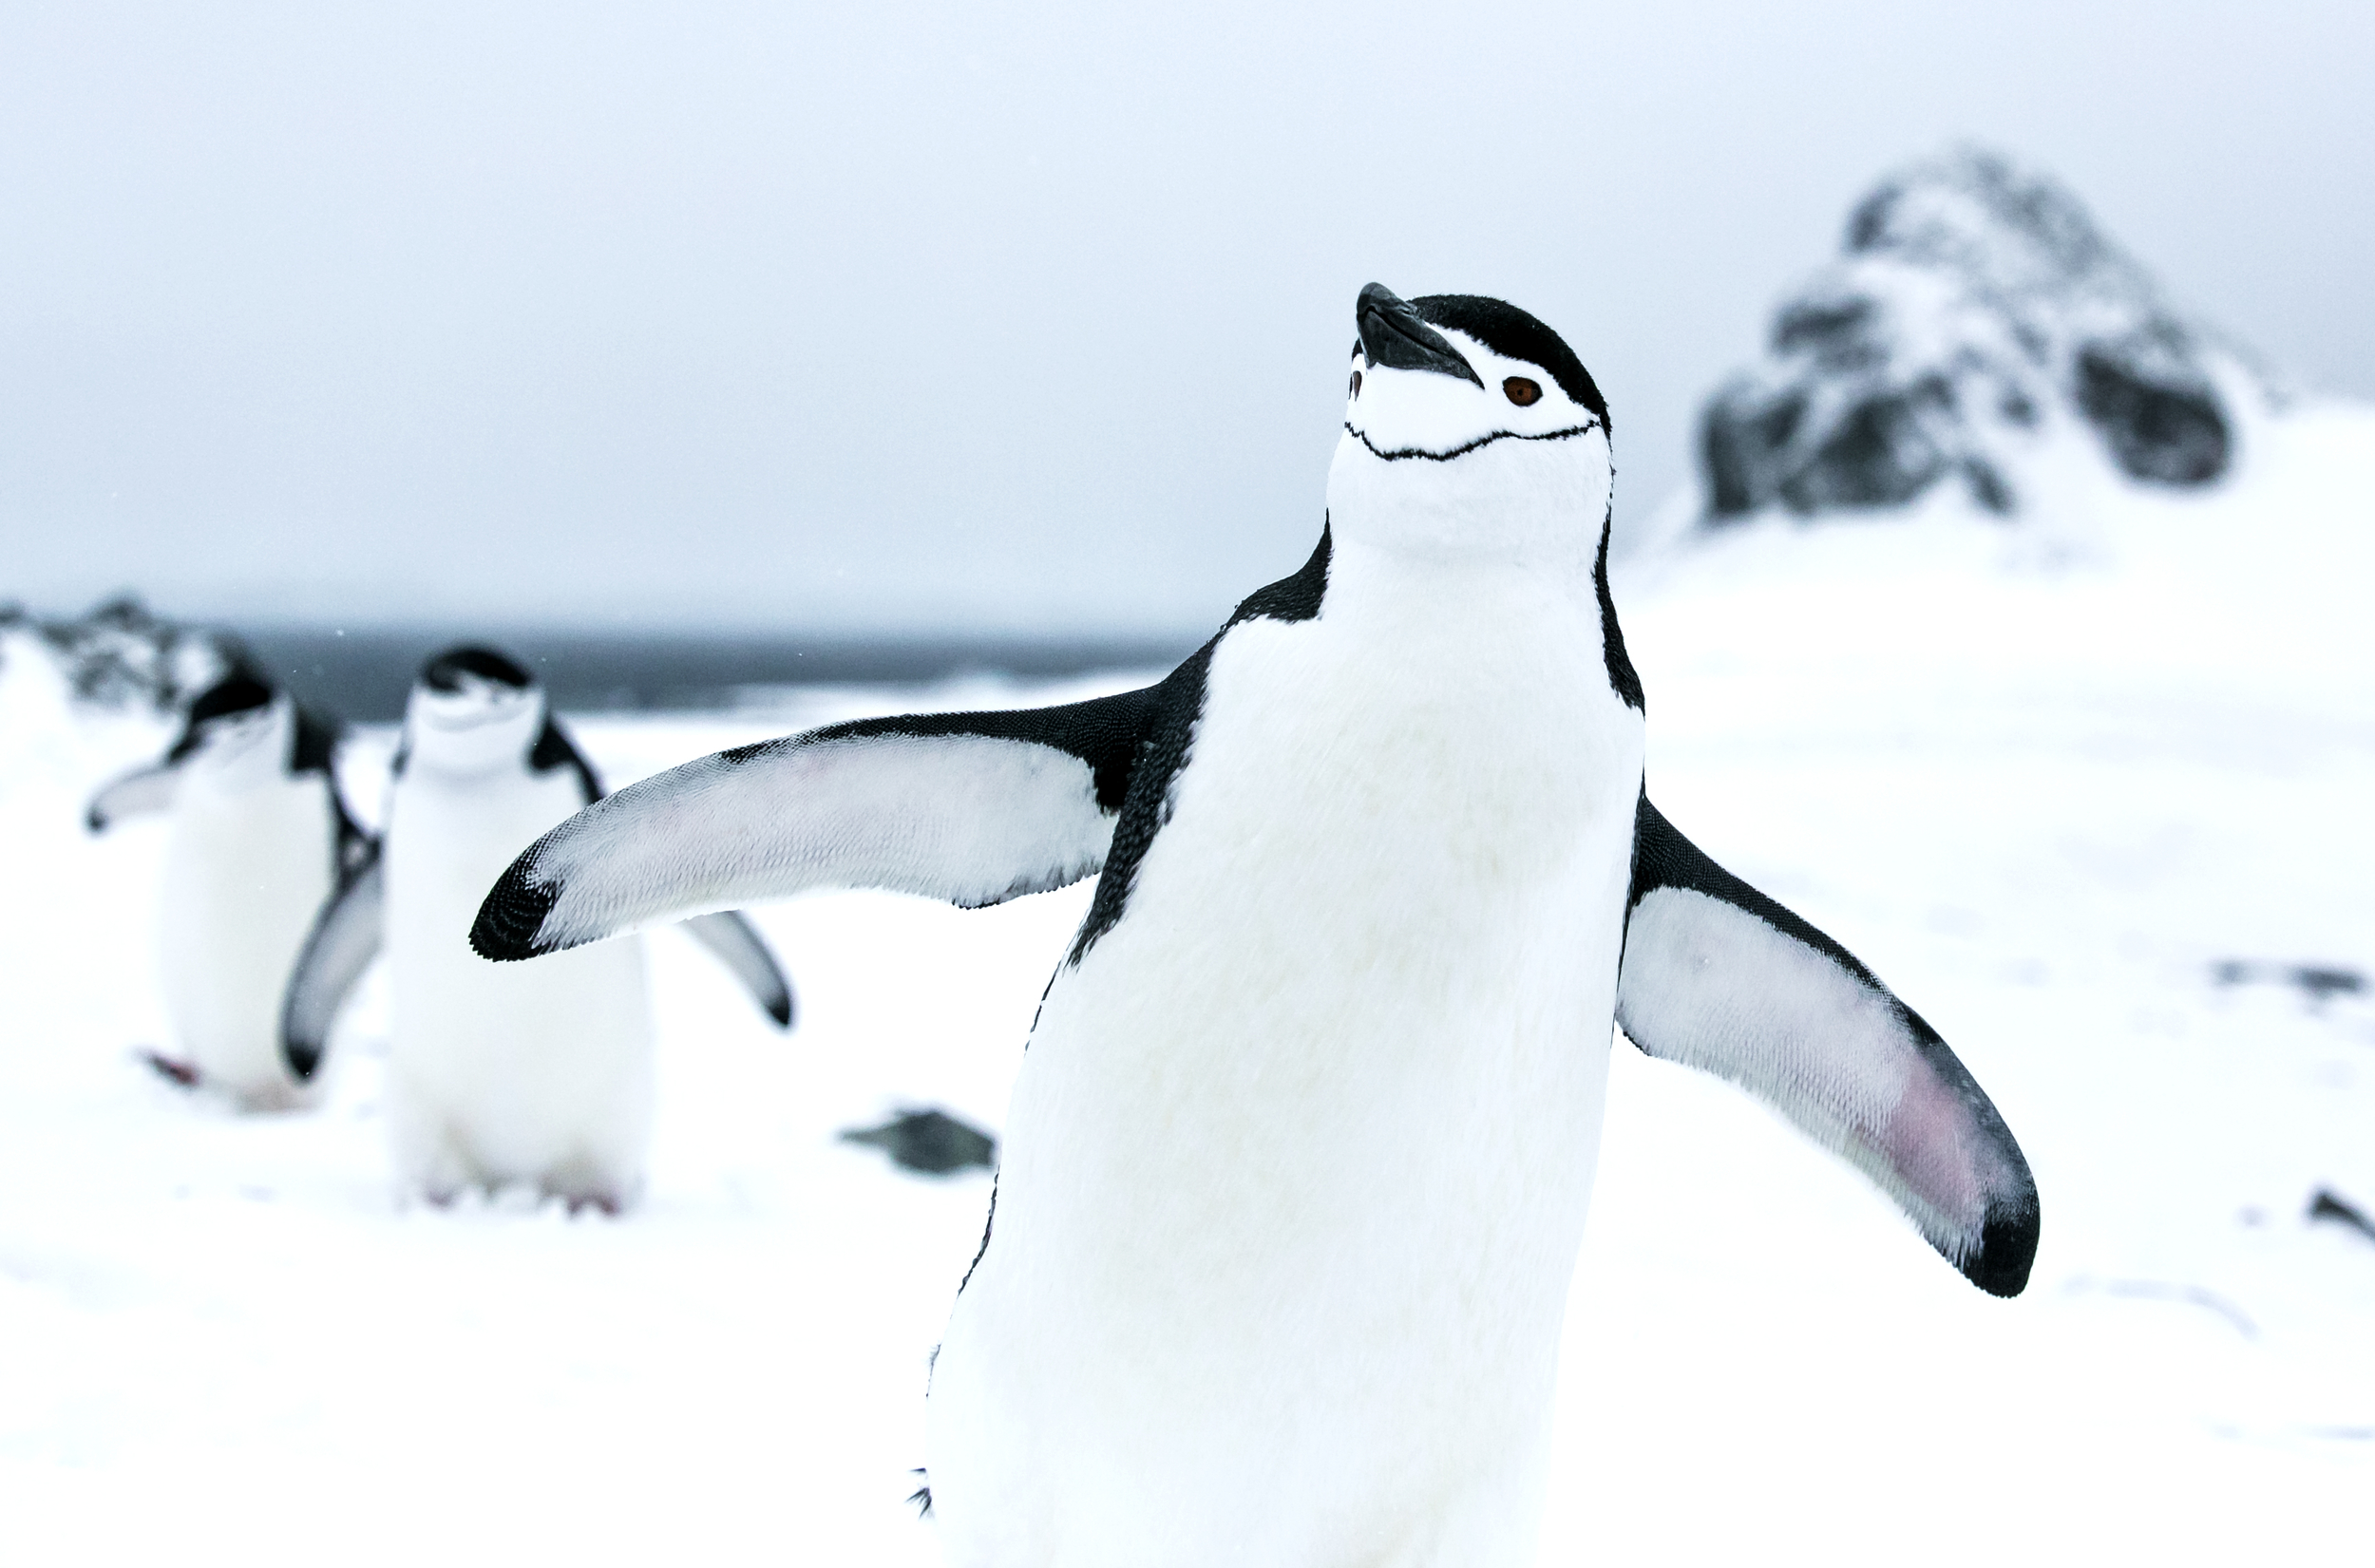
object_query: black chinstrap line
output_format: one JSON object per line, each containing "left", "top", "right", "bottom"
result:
{"left": 1344, "top": 419, "right": 1602, "bottom": 463}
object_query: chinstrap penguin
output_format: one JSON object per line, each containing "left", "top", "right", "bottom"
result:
{"left": 86, "top": 669, "right": 370, "bottom": 1108}
{"left": 470, "top": 286, "right": 2041, "bottom": 1563}
{"left": 281, "top": 646, "right": 794, "bottom": 1211}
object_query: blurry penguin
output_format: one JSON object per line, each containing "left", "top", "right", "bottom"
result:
{"left": 280, "top": 645, "right": 792, "bottom": 1211}
{"left": 86, "top": 668, "right": 371, "bottom": 1108}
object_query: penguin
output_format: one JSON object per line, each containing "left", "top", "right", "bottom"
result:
{"left": 468, "top": 286, "right": 2041, "bottom": 1564}
{"left": 279, "top": 645, "right": 794, "bottom": 1212}
{"left": 86, "top": 669, "right": 370, "bottom": 1107}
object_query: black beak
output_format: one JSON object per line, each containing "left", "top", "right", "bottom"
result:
{"left": 1355, "top": 283, "right": 1482, "bottom": 388}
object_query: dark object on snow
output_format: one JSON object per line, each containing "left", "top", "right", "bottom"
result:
{"left": 2210, "top": 959, "right": 2366, "bottom": 1005}
{"left": 1700, "top": 147, "right": 2249, "bottom": 522}
{"left": 2294, "top": 967, "right": 2368, "bottom": 1002}
{"left": 840, "top": 1108, "right": 997, "bottom": 1176}
{"left": 2309, "top": 1189, "right": 2375, "bottom": 1242}
{"left": 141, "top": 1049, "right": 201, "bottom": 1088}
{"left": 1, "top": 595, "right": 240, "bottom": 714}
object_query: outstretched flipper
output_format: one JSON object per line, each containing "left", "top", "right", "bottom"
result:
{"left": 86, "top": 762, "right": 180, "bottom": 833}
{"left": 519, "top": 714, "right": 796, "bottom": 1026}
{"left": 471, "top": 690, "right": 1163, "bottom": 960}
{"left": 684, "top": 911, "right": 797, "bottom": 1029}
{"left": 281, "top": 848, "right": 385, "bottom": 1081}
{"left": 1616, "top": 796, "right": 2040, "bottom": 1297}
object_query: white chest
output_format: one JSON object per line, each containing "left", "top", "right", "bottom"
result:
{"left": 157, "top": 771, "right": 335, "bottom": 1096}
{"left": 380, "top": 762, "right": 655, "bottom": 1198}
{"left": 1014, "top": 558, "right": 1643, "bottom": 1294}
{"left": 386, "top": 764, "right": 587, "bottom": 965}
{"left": 928, "top": 552, "right": 1646, "bottom": 1565}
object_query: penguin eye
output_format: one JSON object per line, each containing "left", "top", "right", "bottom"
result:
{"left": 1350, "top": 369, "right": 1362, "bottom": 399}
{"left": 1503, "top": 377, "right": 1541, "bottom": 407}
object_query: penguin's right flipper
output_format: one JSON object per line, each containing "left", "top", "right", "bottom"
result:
{"left": 471, "top": 688, "right": 1166, "bottom": 960}
{"left": 683, "top": 910, "right": 796, "bottom": 1029}
{"left": 1615, "top": 796, "right": 2041, "bottom": 1297}
{"left": 86, "top": 762, "right": 180, "bottom": 833}
{"left": 280, "top": 848, "right": 386, "bottom": 1081}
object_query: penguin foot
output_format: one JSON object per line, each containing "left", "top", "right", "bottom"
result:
{"left": 563, "top": 1192, "right": 622, "bottom": 1218}
{"left": 139, "top": 1050, "right": 200, "bottom": 1089}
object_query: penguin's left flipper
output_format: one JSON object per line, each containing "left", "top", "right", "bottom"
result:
{"left": 682, "top": 910, "right": 796, "bottom": 1029}
{"left": 470, "top": 686, "right": 1165, "bottom": 962}
{"left": 86, "top": 761, "right": 180, "bottom": 833}
{"left": 1615, "top": 796, "right": 2041, "bottom": 1297}
{"left": 280, "top": 848, "right": 386, "bottom": 1082}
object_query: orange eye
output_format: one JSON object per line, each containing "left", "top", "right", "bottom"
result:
{"left": 1503, "top": 377, "right": 1541, "bottom": 406}
{"left": 1350, "top": 369, "right": 1362, "bottom": 398}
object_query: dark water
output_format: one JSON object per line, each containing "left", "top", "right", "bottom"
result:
{"left": 237, "top": 628, "right": 1196, "bottom": 721}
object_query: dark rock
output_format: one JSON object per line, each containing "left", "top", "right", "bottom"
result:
{"left": 2075, "top": 331, "right": 2228, "bottom": 485}
{"left": 2308, "top": 1189, "right": 2375, "bottom": 1242}
{"left": 840, "top": 1107, "right": 997, "bottom": 1176}
{"left": 1700, "top": 147, "right": 2248, "bottom": 524}
{"left": 2292, "top": 967, "right": 2366, "bottom": 1003}
{"left": 2210, "top": 959, "right": 2366, "bottom": 1005}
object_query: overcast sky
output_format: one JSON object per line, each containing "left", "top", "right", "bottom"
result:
{"left": 5, "top": 1, "right": 2371, "bottom": 636}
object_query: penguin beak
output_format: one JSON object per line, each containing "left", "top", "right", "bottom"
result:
{"left": 1356, "top": 283, "right": 1483, "bottom": 388}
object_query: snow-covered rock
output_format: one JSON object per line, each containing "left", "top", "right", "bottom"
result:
{"left": 0, "top": 595, "right": 236, "bottom": 716}
{"left": 0, "top": 597, "right": 239, "bottom": 802}
{"left": 1696, "top": 147, "right": 2276, "bottom": 526}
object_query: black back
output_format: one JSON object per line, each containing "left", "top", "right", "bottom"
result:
{"left": 1067, "top": 525, "right": 1333, "bottom": 965}
{"left": 1594, "top": 511, "right": 1644, "bottom": 713}
{"left": 531, "top": 716, "right": 604, "bottom": 804}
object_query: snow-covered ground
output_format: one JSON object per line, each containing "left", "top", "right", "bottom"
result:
{"left": 3, "top": 406, "right": 2372, "bottom": 1564}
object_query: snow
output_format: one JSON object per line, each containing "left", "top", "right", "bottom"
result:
{"left": 4, "top": 406, "right": 2372, "bottom": 1562}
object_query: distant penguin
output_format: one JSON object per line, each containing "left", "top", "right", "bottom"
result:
{"left": 281, "top": 646, "right": 792, "bottom": 1211}
{"left": 86, "top": 670, "right": 370, "bottom": 1107}
{"left": 470, "top": 286, "right": 2041, "bottom": 1563}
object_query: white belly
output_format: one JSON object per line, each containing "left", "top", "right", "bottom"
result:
{"left": 384, "top": 765, "right": 654, "bottom": 1206}
{"left": 928, "top": 566, "right": 1644, "bottom": 1568}
{"left": 158, "top": 774, "right": 336, "bottom": 1107}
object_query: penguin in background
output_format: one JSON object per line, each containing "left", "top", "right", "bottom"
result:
{"left": 470, "top": 287, "right": 2041, "bottom": 1565}
{"left": 282, "top": 645, "right": 792, "bottom": 1212}
{"left": 86, "top": 669, "right": 371, "bottom": 1108}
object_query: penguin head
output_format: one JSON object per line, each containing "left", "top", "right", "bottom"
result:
{"left": 166, "top": 671, "right": 290, "bottom": 785}
{"left": 1329, "top": 284, "right": 1612, "bottom": 566}
{"left": 404, "top": 646, "right": 545, "bottom": 778}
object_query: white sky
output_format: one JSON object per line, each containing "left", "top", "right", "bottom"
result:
{"left": 4, "top": 0, "right": 2371, "bottom": 635}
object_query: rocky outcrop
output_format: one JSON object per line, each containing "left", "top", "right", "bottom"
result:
{"left": 1700, "top": 148, "right": 2249, "bottom": 523}
{"left": 0, "top": 595, "right": 238, "bottom": 714}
